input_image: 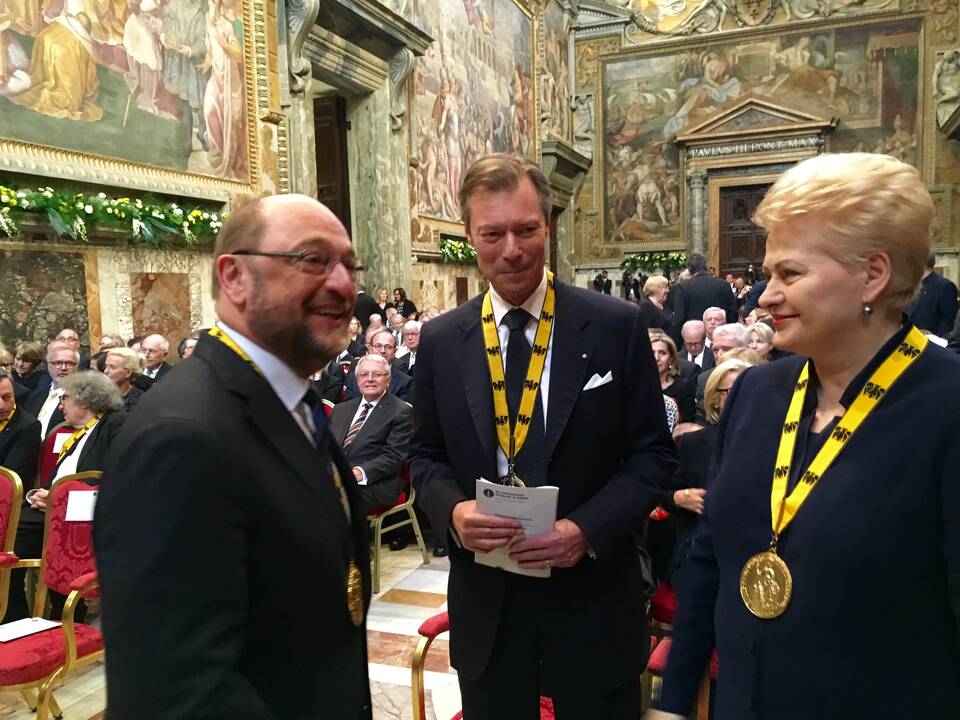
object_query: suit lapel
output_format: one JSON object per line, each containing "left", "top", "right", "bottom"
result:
{"left": 350, "top": 394, "right": 389, "bottom": 446}
{"left": 545, "top": 283, "right": 594, "bottom": 458}
{"left": 453, "top": 297, "right": 498, "bottom": 462}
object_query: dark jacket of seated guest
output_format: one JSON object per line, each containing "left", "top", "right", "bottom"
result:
{"left": 344, "top": 367, "right": 414, "bottom": 404}
{"left": 121, "top": 387, "right": 144, "bottom": 414}
{"left": 23, "top": 378, "right": 65, "bottom": 439}
{"left": 0, "top": 406, "right": 42, "bottom": 488}
{"left": 328, "top": 392, "right": 413, "bottom": 512}
{"left": 314, "top": 360, "right": 346, "bottom": 405}
{"left": 662, "top": 373, "right": 695, "bottom": 423}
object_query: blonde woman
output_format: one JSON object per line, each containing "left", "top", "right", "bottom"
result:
{"left": 649, "top": 153, "right": 960, "bottom": 718}
{"left": 649, "top": 331, "right": 694, "bottom": 421}
{"left": 746, "top": 322, "right": 774, "bottom": 362}
{"left": 640, "top": 275, "right": 672, "bottom": 331}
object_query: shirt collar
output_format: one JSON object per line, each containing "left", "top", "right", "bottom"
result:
{"left": 488, "top": 270, "right": 548, "bottom": 327}
{"left": 216, "top": 321, "right": 310, "bottom": 413}
{"left": 360, "top": 389, "right": 387, "bottom": 409}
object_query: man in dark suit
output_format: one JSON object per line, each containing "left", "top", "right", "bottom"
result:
{"left": 411, "top": 155, "right": 676, "bottom": 718}
{"left": 0, "top": 372, "right": 41, "bottom": 486}
{"left": 95, "top": 195, "right": 372, "bottom": 719}
{"left": 354, "top": 283, "right": 380, "bottom": 332}
{"left": 23, "top": 341, "right": 79, "bottom": 438}
{"left": 907, "top": 253, "right": 959, "bottom": 337}
{"left": 140, "top": 334, "right": 173, "bottom": 381}
{"left": 679, "top": 320, "right": 715, "bottom": 371}
{"left": 668, "top": 254, "right": 738, "bottom": 339}
{"left": 344, "top": 330, "right": 414, "bottom": 403}
{"left": 330, "top": 354, "right": 413, "bottom": 514}
{"left": 392, "top": 320, "right": 421, "bottom": 377}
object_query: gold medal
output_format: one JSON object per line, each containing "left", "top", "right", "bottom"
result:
{"left": 740, "top": 550, "right": 793, "bottom": 619}
{"left": 498, "top": 473, "right": 525, "bottom": 488}
{"left": 346, "top": 560, "right": 364, "bottom": 627}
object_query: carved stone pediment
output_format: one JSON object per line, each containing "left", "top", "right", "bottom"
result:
{"left": 674, "top": 94, "right": 836, "bottom": 144}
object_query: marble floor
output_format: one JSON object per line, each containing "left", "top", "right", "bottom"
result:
{"left": 0, "top": 546, "right": 459, "bottom": 720}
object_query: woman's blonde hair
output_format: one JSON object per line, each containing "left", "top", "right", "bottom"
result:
{"left": 749, "top": 322, "right": 774, "bottom": 346}
{"left": 648, "top": 331, "right": 680, "bottom": 379}
{"left": 643, "top": 275, "right": 669, "bottom": 297}
{"left": 704, "top": 359, "right": 753, "bottom": 424}
{"left": 107, "top": 347, "right": 143, "bottom": 376}
{"left": 753, "top": 153, "right": 933, "bottom": 313}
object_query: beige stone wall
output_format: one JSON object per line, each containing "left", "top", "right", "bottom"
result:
{"left": 410, "top": 260, "right": 487, "bottom": 311}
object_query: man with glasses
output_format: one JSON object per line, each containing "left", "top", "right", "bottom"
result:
{"left": 141, "top": 334, "right": 173, "bottom": 381}
{"left": 23, "top": 341, "right": 79, "bottom": 437}
{"left": 344, "top": 330, "right": 414, "bottom": 403}
{"left": 393, "top": 320, "right": 421, "bottom": 377}
{"left": 96, "top": 194, "right": 373, "bottom": 719}
{"left": 329, "top": 354, "right": 413, "bottom": 515}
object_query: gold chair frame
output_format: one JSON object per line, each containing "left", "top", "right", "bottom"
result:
{"left": 410, "top": 614, "right": 446, "bottom": 720}
{"left": 0, "top": 467, "right": 24, "bottom": 624}
{"left": 367, "top": 484, "right": 430, "bottom": 594}
{"left": 0, "top": 471, "right": 104, "bottom": 720}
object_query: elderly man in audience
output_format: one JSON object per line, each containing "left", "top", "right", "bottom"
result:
{"left": 0, "top": 370, "right": 41, "bottom": 486}
{"left": 8, "top": 371, "right": 124, "bottom": 623}
{"left": 388, "top": 311, "right": 406, "bottom": 346}
{"left": 702, "top": 306, "right": 727, "bottom": 351}
{"left": 12, "top": 341, "right": 45, "bottom": 392}
{"left": 140, "top": 334, "right": 172, "bottom": 381}
{"left": 680, "top": 320, "right": 714, "bottom": 371}
{"left": 393, "top": 321, "right": 421, "bottom": 375}
{"left": 329, "top": 354, "right": 414, "bottom": 517}
{"left": 345, "top": 330, "right": 414, "bottom": 403}
{"left": 23, "top": 341, "right": 80, "bottom": 438}
{"left": 104, "top": 347, "right": 146, "bottom": 412}
{"left": 695, "top": 323, "right": 749, "bottom": 424}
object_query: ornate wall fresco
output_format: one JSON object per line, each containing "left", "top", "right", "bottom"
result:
{"left": 130, "top": 272, "right": 192, "bottom": 353}
{"left": 410, "top": 0, "right": 536, "bottom": 224}
{"left": 542, "top": 1, "right": 573, "bottom": 142}
{"left": 0, "top": 0, "right": 277, "bottom": 199}
{"left": 601, "top": 16, "right": 921, "bottom": 245}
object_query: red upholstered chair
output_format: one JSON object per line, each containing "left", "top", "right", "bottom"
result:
{"left": 0, "top": 471, "right": 103, "bottom": 720}
{"left": 646, "top": 636, "right": 719, "bottom": 720}
{"left": 321, "top": 398, "right": 335, "bottom": 417}
{"left": 0, "top": 467, "right": 24, "bottom": 623}
{"left": 649, "top": 581, "right": 678, "bottom": 639}
{"left": 367, "top": 466, "right": 430, "bottom": 593}
{"left": 411, "top": 611, "right": 555, "bottom": 720}
{"left": 36, "top": 424, "right": 74, "bottom": 491}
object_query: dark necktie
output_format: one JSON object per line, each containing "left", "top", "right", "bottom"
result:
{"left": 300, "top": 387, "right": 328, "bottom": 447}
{"left": 343, "top": 402, "right": 371, "bottom": 448}
{"left": 502, "top": 308, "right": 547, "bottom": 487}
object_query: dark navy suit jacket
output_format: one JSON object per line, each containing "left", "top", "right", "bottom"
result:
{"left": 656, "top": 325, "right": 960, "bottom": 718}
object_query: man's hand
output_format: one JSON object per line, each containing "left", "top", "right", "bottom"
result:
{"left": 674, "top": 487, "right": 706, "bottom": 514}
{"left": 509, "top": 519, "right": 589, "bottom": 570}
{"left": 451, "top": 500, "right": 522, "bottom": 554}
{"left": 28, "top": 488, "right": 49, "bottom": 511}
{"left": 351, "top": 467, "right": 365, "bottom": 485}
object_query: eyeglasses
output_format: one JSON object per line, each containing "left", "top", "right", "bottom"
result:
{"left": 50, "top": 360, "right": 78, "bottom": 368}
{"left": 370, "top": 343, "right": 395, "bottom": 352}
{"left": 356, "top": 371, "right": 388, "bottom": 379}
{"left": 233, "top": 249, "right": 358, "bottom": 278}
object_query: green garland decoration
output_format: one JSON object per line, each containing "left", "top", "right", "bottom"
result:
{"left": 0, "top": 184, "right": 224, "bottom": 247}
{"left": 620, "top": 251, "right": 687, "bottom": 275}
{"left": 439, "top": 237, "right": 477, "bottom": 265}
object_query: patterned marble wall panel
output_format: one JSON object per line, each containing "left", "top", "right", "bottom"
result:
{"left": 411, "top": 261, "right": 486, "bottom": 310}
{"left": 130, "top": 273, "right": 192, "bottom": 355}
{"left": 0, "top": 248, "right": 89, "bottom": 351}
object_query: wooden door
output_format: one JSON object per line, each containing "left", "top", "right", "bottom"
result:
{"left": 718, "top": 184, "right": 769, "bottom": 278}
{"left": 314, "top": 95, "right": 351, "bottom": 234}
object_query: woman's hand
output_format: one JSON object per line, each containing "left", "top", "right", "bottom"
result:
{"left": 674, "top": 487, "right": 706, "bottom": 514}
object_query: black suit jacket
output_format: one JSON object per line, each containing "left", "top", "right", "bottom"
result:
{"left": 329, "top": 393, "right": 413, "bottom": 509}
{"left": 23, "top": 379, "right": 65, "bottom": 439}
{"left": 657, "top": 328, "right": 960, "bottom": 718}
{"left": 344, "top": 367, "right": 413, "bottom": 404}
{"left": 391, "top": 353, "right": 416, "bottom": 378}
{"left": 669, "top": 272, "right": 738, "bottom": 334}
{"left": 354, "top": 292, "right": 380, "bottom": 331}
{"left": 95, "top": 335, "right": 372, "bottom": 720}
{"left": 145, "top": 362, "right": 173, "bottom": 382}
{"left": 681, "top": 348, "right": 715, "bottom": 372}
{"left": 908, "top": 271, "right": 959, "bottom": 337}
{"left": 0, "top": 407, "right": 41, "bottom": 487}
{"left": 411, "top": 281, "right": 677, "bottom": 684}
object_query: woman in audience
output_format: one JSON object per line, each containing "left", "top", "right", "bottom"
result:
{"left": 650, "top": 332, "right": 695, "bottom": 422}
{"left": 639, "top": 275, "right": 672, "bottom": 331}
{"left": 747, "top": 322, "right": 774, "bottom": 363}
{"left": 12, "top": 341, "right": 44, "bottom": 391}
{"left": 744, "top": 306, "right": 772, "bottom": 326}
{"left": 97, "top": 334, "right": 125, "bottom": 353}
{"left": 9, "top": 371, "right": 124, "bottom": 622}
{"left": 104, "top": 347, "right": 145, "bottom": 412}
{"left": 392, "top": 287, "right": 418, "bottom": 319}
{"left": 346, "top": 317, "right": 365, "bottom": 358}
{"left": 375, "top": 288, "right": 391, "bottom": 323}
{"left": 649, "top": 153, "right": 960, "bottom": 719}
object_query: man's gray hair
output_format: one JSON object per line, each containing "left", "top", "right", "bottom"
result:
{"left": 702, "top": 307, "right": 726, "bottom": 321}
{"left": 681, "top": 320, "right": 705, "bottom": 337}
{"left": 403, "top": 320, "right": 422, "bottom": 333}
{"left": 46, "top": 341, "right": 80, "bottom": 363}
{"left": 143, "top": 334, "right": 170, "bottom": 352}
{"left": 356, "top": 353, "right": 391, "bottom": 376}
{"left": 712, "top": 323, "right": 750, "bottom": 346}
{"left": 59, "top": 371, "right": 123, "bottom": 414}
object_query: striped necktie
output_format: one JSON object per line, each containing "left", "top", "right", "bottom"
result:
{"left": 343, "top": 402, "right": 371, "bottom": 448}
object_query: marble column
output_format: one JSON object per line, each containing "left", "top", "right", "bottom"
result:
{"left": 687, "top": 170, "right": 708, "bottom": 255}
{"left": 284, "top": 0, "right": 320, "bottom": 197}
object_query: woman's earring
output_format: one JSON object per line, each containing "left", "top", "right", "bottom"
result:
{"left": 862, "top": 304, "right": 873, "bottom": 316}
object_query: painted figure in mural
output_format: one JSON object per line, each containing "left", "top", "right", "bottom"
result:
{"left": 934, "top": 49, "right": 960, "bottom": 129}
{"left": 201, "top": 0, "right": 247, "bottom": 180}
{"left": 161, "top": 0, "right": 210, "bottom": 156}
{"left": 40, "top": 0, "right": 128, "bottom": 45}
{"left": 123, "top": 0, "right": 172, "bottom": 118}
{"left": 0, "top": 0, "right": 45, "bottom": 35}
{"left": 461, "top": 0, "right": 491, "bottom": 34}
{"left": 438, "top": 78, "right": 464, "bottom": 205}
{"left": 10, "top": 12, "right": 103, "bottom": 121}
{"left": 663, "top": 49, "right": 741, "bottom": 137}
{"left": 0, "top": 21, "right": 32, "bottom": 95}
{"left": 634, "top": 159, "right": 668, "bottom": 227}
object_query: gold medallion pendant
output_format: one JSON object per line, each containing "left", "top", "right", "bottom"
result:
{"left": 346, "top": 561, "right": 364, "bottom": 627}
{"left": 740, "top": 551, "right": 793, "bottom": 619}
{"left": 498, "top": 473, "right": 526, "bottom": 488}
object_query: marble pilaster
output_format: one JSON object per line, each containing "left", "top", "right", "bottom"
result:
{"left": 687, "top": 170, "right": 708, "bottom": 256}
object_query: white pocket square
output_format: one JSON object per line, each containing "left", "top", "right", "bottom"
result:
{"left": 582, "top": 371, "right": 613, "bottom": 391}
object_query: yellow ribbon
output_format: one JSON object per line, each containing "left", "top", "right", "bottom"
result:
{"left": 770, "top": 327, "right": 927, "bottom": 542}
{"left": 0, "top": 405, "right": 14, "bottom": 434}
{"left": 57, "top": 414, "right": 103, "bottom": 462}
{"left": 480, "top": 271, "right": 556, "bottom": 471}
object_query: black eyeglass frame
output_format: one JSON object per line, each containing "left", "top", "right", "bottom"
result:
{"left": 232, "top": 249, "right": 357, "bottom": 277}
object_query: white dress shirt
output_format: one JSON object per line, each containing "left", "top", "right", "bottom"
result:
{"left": 37, "top": 385, "right": 63, "bottom": 437}
{"left": 52, "top": 418, "right": 98, "bottom": 483}
{"left": 348, "top": 391, "right": 386, "bottom": 485}
{"left": 487, "top": 270, "right": 553, "bottom": 479}
{"left": 688, "top": 349, "right": 706, "bottom": 368}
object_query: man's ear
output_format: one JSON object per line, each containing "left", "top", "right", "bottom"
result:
{"left": 217, "top": 254, "right": 250, "bottom": 307}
